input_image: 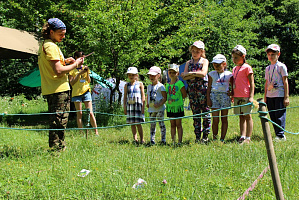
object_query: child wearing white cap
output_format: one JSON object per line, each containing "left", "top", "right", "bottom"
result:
{"left": 181, "top": 40, "right": 211, "bottom": 143}
{"left": 264, "top": 44, "right": 289, "bottom": 141}
{"left": 231, "top": 45, "right": 254, "bottom": 144}
{"left": 123, "top": 67, "right": 145, "bottom": 144}
{"left": 207, "top": 54, "right": 233, "bottom": 142}
{"left": 147, "top": 66, "right": 167, "bottom": 145}
{"left": 166, "top": 64, "right": 187, "bottom": 145}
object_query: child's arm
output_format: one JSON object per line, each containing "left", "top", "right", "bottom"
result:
{"left": 181, "top": 61, "right": 193, "bottom": 80}
{"left": 146, "top": 86, "right": 149, "bottom": 108}
{"left": 227, "top": 76, "right": 233, "bottom": 97}
{"left": 181, "top": 86, "right": 187, "bottom": 99}
{"left": 192, "top": 59, "right": 209, "bottom": 78}
{"left": 282, "top": 76, "right": 289, "bottom": 107}
{"left": 248, "top": 73, "right": 255, "bottom": 102}
{"left": 207, "top": 74, "right": 212, "bottom": 107}
{"left": 264, "top": 80, "right": 268, "bottom": 104}
{"left": 140, "top": 82, "right": 146, "bottom": 114}
{"left": 154, "top": 91, "right": 167, "bottom": 108}
{"left": 229, "top": 76, "right": 234, "bottom": 103}
{"left": 123, "top": 84, "right": 128, "bottom": 115}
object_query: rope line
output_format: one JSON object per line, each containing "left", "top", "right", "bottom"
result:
{"left": 237, "top": 166, "right": 270, "bottom": 200}
{"left": 1, "top": 102, "right": 298, "bottom": 135}
{"left": 0, "top": 103, "right": 253, "bottom": 131}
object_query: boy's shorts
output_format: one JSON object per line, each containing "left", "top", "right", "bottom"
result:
{"left": 233, "top": 97, "right": 252, "bottom": 115}
{"left": 72, "top": 91, "right": 92, "bottom": 102}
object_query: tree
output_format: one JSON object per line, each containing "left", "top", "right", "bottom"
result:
{"left": 82, "top": 0, "right": 160, "bottom": 105}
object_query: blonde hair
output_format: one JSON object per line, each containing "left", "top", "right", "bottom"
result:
{"left": 189, "top": 46, "right": 206, "bottom": 58}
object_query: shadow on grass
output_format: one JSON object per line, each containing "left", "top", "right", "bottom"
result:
{"left": 0, "top": 112, "right": 50, "bottom": 126}
{"left": 0, "top": 112, "right": 80, "bottom": 129}
{"left": 110, "top": 138, "right": 193, "bottom": 148}
{"left": 225, "top": 134, "right": 265, "bottom": 144}
{"left": 0, "top": 144, "right": 52, "bottom": 159}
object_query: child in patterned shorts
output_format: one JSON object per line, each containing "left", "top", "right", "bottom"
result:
{"left": 207, "top": 54, "right": 233, "bottom": 143}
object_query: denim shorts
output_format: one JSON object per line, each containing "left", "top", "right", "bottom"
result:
{"left": 72, "top": 91, "right": 92, "bottom": 102}
{"left": 210, "top": 92, "right": 231, "bottom": 109}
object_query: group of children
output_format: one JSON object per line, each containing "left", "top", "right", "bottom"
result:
{"left": 123, "top": 41, "right": 289, "bottom": 145}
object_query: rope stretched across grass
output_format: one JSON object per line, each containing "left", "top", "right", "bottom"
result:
{"left": 1, "top": 101, "right": 299, "bottom": 135}
{"left": 0, "top": 102, "right": 254, "bottom": 131}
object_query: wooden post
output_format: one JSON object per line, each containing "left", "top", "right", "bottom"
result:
{"left": 257, "top": 98, "right": 284, "bottom": 200}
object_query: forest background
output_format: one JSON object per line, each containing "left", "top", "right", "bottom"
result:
{"left": 0, "top": 0, "right": 298, "bottom": 101}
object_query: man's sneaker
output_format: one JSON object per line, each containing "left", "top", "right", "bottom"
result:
{"left": 274, "top": 136, "right": 286, "bottom": 142}
{"left": 238, "top": 137, "right": 245, "bottom": 143}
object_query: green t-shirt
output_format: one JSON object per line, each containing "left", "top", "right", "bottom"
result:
{"left": 165, "top": 80, "right": 185, "bottom": 113}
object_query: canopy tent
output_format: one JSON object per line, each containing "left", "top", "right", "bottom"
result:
{"left": 19, "top": 68, "right": 113, "bottom": 88}
{"left": 0, "top": 26, "right": 39, "bottom": 59}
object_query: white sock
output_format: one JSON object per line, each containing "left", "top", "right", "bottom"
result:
{"left": 246, "top": 137, "right": 251, "bottom": 140}
{"left": 241, "top": 136, "right": 246, "bottom": 139}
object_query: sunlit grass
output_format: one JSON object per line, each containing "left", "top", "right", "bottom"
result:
{"left": 0, "top": 94, "right": 298, "bottom": 199}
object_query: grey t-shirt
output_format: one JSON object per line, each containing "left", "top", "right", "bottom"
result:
{"left": 265, "top": 61, "right": 288, "bottom": 97}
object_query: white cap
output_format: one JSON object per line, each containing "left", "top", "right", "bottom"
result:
{"left": 212, "top": 54, "right": 226, "bottom": 64}
{"left": 126, "top": 67, "right": 138, "bottom": 74}
{"left": 147, "top": 66, "right": 161, "bottom": 75}
{"left": 266, "top": 44, "right": 280, "bottom": 52}
{"left": 168, "top": 64, "right": 179, "bottom": 72}
{"left": 233, "top": 45, "right": 247, "bottom": 55}
{"left": 191, "top": 40, "right": 205, "bottom": 50}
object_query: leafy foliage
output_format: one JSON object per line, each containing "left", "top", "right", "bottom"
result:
{"left": 0, "top": 0, "right": 298, "bottom": 99}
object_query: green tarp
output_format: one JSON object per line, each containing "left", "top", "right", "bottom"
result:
{"left": 19, "top": 68, "right": 112, "bottom": 88}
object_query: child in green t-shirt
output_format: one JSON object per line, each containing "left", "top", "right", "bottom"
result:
{"left": 166, "top": 64, "right": 187, "bottom": 145}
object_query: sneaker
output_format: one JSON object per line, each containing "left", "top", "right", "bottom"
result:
{"left": 150, "top": 141, "right": 156, "bottom": 145}
{"left": 220, "top": 139, "right": 225, "bottom": 143}
{"left": 132, "top": 140, "right": 137, "bottom": 145}
{"left": 240, "top": 138, "right": 251, "bottom": 145}
{"left": 160, "top": 141, "right": 166, "bottom": 145}
{"left": 201, "top": 138, "right": 209, "bottom": 144}
{"left": 140, "top": 140, "right": 145, "bottom": 144}
{"left": 274, "top": 136, "right": 286, "bottom": 142}
{"left": 238, "top": 137, "right": 245, "bottom": 143}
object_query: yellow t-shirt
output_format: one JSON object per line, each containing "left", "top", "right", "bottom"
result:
{"left": 38, "top": 39, "right": 70, "bottom": 95}
{"left": 69, "top": 67, "right": 91, "bottom": 97}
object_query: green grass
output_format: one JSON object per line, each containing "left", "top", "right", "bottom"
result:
{"left": 0, "top": 95, "right": 298, "bottom": 199}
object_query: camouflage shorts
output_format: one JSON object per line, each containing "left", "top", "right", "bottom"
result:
{"left": 45, "top": 91, "right": 70, "bottom": 150}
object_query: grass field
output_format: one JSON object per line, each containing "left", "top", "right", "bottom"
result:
{"left": 0, "top": 94, "right": 298, "bottom": 199}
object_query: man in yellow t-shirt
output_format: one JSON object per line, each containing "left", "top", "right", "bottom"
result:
{"left": 38, "top": 18, "right": 84, "bottom": 151}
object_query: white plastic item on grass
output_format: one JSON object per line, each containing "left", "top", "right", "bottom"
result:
{"left": 132, "top": 178, "right": 147, "bottom": 189}
{"left": 78, "top": 169, "right": 91, "bottom": 177}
